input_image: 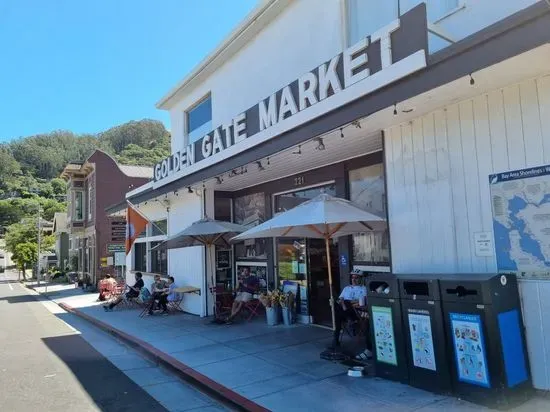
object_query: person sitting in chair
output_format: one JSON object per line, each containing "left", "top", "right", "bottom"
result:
{"left": 98, "top": 274, "right": 116, "bottom": 302}
{"left": 330, "top": 272, "right": 373, "bottom": 360}
{"left": 157, "top": 276, "right": 177, "bottom": 315}
{"left": 226, "top": 268, "right": 259, "bottom": 324}
{"left": 104, "top": 272, "right": 143, "bottom": 311}
{"left": 148, "top": 274, "right": 168, "bottom": 315}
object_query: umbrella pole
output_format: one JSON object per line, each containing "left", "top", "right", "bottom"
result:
{"left": 209, "top": 245, "right": 217, "bottom": 319}
{"left": 325, "top": 237, "right": 336, "bottom": 331}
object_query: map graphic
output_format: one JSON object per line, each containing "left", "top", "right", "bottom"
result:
{"left": 489, "top": 165, "right": 550, "bottom": 275}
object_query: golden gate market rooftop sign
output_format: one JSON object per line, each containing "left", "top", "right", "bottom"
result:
{"left": 153, "top": 4, "right": 428, "bottom": 185}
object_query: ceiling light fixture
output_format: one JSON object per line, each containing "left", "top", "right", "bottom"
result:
{"left": 216, "top": 176, "right": 223, "bottom": 185}
{"left": 340, "top": 128, "right": 344, "bottom": 138}
{"left": 315, "top": 137, "right": 326, "bottom": 151}
{"left": 351, "top": 120, "right": 361, "bottom": 129}
{"left": 267, "top": 157, "right": 270, "bottom": 166}
{"left": 187, "top": 187, "right": 193, "bottom": 194}
{"left": 393, "top": 103, "right": 398, "bottom": 116}
{"left": 469, "top": 73, "right": 475, "bottom": 85}
{"left": 292, "top": 145, "right": 302, "bottom": 155}
{"left": 256, "top": 161, "right": 265, "bottom": 171}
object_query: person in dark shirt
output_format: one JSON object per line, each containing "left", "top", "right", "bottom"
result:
{"left": 226, "top": 268, "right": 259, "bottom": 323}
{"left": 104, "top": 272, "right": 144, "bottom": 311}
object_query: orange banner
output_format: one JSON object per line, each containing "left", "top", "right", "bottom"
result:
{"left": 125, "top": 205, "right": 149, "bottom": 254}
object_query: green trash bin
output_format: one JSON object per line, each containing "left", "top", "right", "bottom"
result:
{"left": 367, "top": 273, "right": 408, "bottom": 384}
{"left": 440, "top": 273, "right": 532, "bottom": 409}
{"left": 398, "top": 274, "right": 452, "bottom": 395}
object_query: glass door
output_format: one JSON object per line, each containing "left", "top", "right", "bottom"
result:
{"left": 273, "top": 183, "right": 337, "bottom": 324}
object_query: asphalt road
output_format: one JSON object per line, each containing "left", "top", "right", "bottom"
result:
{"left": 0, "top": 271, "right": 167, "bottom": 412}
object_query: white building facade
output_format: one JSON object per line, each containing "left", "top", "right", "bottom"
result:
{"left": 112, "top": 0, "right": 550, "bottom": 390}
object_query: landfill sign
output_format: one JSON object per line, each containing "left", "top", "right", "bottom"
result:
{"left": 372, "top": 306, "right": 397, "bottom": 365}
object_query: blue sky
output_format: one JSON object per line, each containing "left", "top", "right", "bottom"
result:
{"left": 0, "top": 0, "right": 257, "bottom": 142}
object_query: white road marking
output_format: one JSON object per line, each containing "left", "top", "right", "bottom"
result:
{"left": 44, "top": 374, "right": 57, "bottom": 378}
{"left": 8, "top": 282, "right": 13, "bottom": 291}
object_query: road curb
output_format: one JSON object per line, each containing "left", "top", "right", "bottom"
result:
{"left": 57, "top": 302, "right": 270, "bottom": 412}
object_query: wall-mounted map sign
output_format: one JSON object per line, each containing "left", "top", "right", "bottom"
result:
{"left": 490, "top": 164, "right": 550, "bottom": 278}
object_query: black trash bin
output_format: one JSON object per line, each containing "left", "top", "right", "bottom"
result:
{"left": 440, "top": 273, "right": 532, "bottom": 409}
{"left": 398, "top": 274, "right": 452, "bottom": 395}
{"left": 367, "top": 273, "right": 408, "bottom": 384}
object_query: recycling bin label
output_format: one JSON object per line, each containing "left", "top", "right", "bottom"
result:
{"left": 450, "top": 312, "right": 491, "bottom": 388}
{"left": 372, "top": 306, "right": 397, "bottom": 365}
{"left": 408, "top": 309, "right": 436, "bottom": 371}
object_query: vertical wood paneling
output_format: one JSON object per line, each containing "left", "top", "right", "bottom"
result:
{"left": 520, "top": 80, "right": 544, "bottom": 166}
{"left": 536, "top": 75, "right": 550, "bottom": 164}
{"left": 390, "top": 125, "right": 406, "bottom": 272}
{"left": 384, "top": 128, "right": 396, "bottom": 271}
{"left": 385, "top": 75, "right": 550, "bottom": 389}
{"left": 446, "top": 104, "right": 473, "bottom": 271}
{"left": 459, "top": 100, "right": 486, "bottom": 271}
{"left": 434, "top": 109, "right": 457, "bottom": 272}
{"left": 422, "top": 114, "right": 442, "bottom": 271}
{"left": 412, "top": 118, "right": 431, "bottom": 271}
{"left": 473, "top": 95, "right": 497, "bottom": 272}
{"left": 503, "top": 85, "right": 526, "bottom": 170}
{"left": 519, "top": 281, "right": 550, "bottom": 390}
{"left": 487, "top": 90, "right": 509, "bottom": 173}
{"left": 402, "top": 123, "right": 422, "bottom": 271}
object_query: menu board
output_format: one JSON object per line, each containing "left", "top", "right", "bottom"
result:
{"left": 450, "top": 313, "right": 490, "bottom": 388}
{"left": 408, "top": 310, "right": 436, "bottom": 371}
{"left": 372, "top": 306, "right": 397, "bottom": 365}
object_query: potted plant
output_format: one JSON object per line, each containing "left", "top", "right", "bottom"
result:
{"left": 259, "top": 290, "right": 281, "bottom": 326}
{"left": 279, "top": 291, "right": 296, "bottom": 326}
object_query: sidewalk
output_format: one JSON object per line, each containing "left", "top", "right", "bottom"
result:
{"left": 28, "top": 282, "right": 550, "bottom": 412}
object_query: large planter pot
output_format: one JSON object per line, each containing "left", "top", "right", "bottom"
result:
{"left": 281, "top": 307, "right": 295, "bottom": 326}
{"left": 265, "top": 306, "right": 279, "bottom": 326}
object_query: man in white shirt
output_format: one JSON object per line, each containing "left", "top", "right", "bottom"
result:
{"left": 330, "top": 272, "right": 373, "bottom": 360}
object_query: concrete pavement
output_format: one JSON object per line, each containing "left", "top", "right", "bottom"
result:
{"left": 27, "top": 280, "right": 550, "bottom": 412}
{"left": 1, "top": 272, "right": 227, "bottom": 412}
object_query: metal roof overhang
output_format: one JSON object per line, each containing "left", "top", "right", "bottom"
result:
{"left": 125, "top": 1, "right": 550, "bottom": 206}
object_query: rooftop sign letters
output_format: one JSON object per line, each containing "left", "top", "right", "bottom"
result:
{"left": 153, "top": 4, "right": 428, "bottom": 186}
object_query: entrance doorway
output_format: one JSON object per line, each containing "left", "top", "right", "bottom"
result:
{"left": 273, "top": 182, "right": 339, "bottom": 326}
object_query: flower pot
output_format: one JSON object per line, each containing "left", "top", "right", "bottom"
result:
{"left": 281, "top": 307, "right": 295, "bottom": 326}
{"left": 265, "top": 306, "right": 279, "bottom": 326}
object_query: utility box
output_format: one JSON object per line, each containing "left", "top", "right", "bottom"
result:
{"left": 367, "top": 273, "right": 408, "bottom": 384}
{"left": 398, "top": 274, "right": 452, "bottom": 395}
{"left": 440, "top": 273, "right": 532, "bottom": 409}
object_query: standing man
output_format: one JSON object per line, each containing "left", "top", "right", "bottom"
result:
{"left": 226, "top": 267, "right": 259, "bottom": 324}
{"left": 330, "top": 272, "right": 373, "bottom": 360}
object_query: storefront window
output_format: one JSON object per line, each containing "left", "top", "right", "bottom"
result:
{"left": 150, "top": 241, "right": 167, "bottom": 275}
{"left": 274, "top": 185, "right": 336, "bottom": 214}
{"left": 234, "top": 192, "right": 267, "bottom": 260}
{"left": 133, "top": 242, "right": 146, "bottom": 272}
{"left": 151, "top": 219, "right": 167, "bottom": 236}
{"left": 74, "top": 191, "right": 83, "bottom": 221}
{"left": 349, "top": 164, "right": 390, "bottom": 265}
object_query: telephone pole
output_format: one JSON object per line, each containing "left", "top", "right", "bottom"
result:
{"left": 37, "top": 206, "right": 42, "bottom": 286}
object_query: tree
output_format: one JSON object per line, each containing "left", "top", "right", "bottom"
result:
{"left": 98, "top": 119, "right": 169, "bottom": 154}
{"left": 116, "top": 143, "right": 170, "bottom": 166}
{"left": 0, "top": 146, "right": 22, "bottom": 197}
{"left": 13, "top": 242, "right": 37, "bottom": 280}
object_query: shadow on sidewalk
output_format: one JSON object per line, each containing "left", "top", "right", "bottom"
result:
{"left": 42, "top": 334, "right": 167, "bottom": 412}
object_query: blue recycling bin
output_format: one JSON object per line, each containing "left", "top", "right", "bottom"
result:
{"left": 440, "top": 273, "right": 532, "bottom": 409}
{"left": 398, "top": 274, "right": 452, "bottom": 395}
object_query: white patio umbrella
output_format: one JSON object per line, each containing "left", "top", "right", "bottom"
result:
{"left": 231, "top": 193, "right": 386, "bottom": 330}
{"left": 154, "top": 218, "right": 248, "bottom": 319}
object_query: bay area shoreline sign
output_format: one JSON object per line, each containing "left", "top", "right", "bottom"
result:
{"left": 489, "top": 164, "right": 550, "bottom": 278}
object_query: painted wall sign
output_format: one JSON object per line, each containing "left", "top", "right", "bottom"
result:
{"left": 152, "top": 5, "right": 428, "bottom": 187}
{"left": 107, "top": 243, "right": 125, "bottom": 253}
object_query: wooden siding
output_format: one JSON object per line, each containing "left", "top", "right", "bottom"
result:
{"left": 384, "top": 74, "right": 550, "bottom": 390}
